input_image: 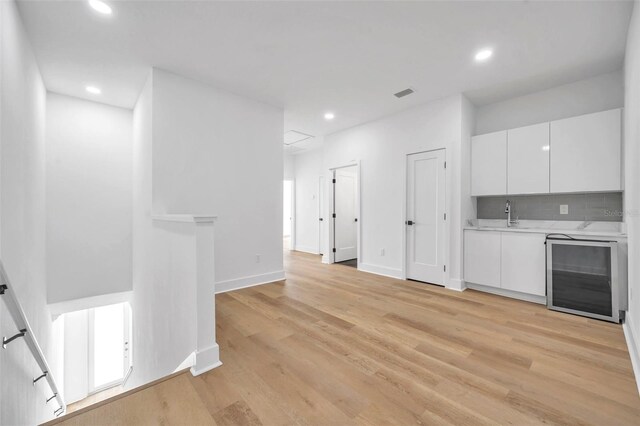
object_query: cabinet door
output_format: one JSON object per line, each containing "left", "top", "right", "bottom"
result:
{"left": 471, "top": 131, "right": 507, "bottom": 196}
{"left": 501, "top": 233, "right": 546, "bottom": 296}
{"left": 550, "top": 109, "right": 621, "bottom": 193}
{"left": 508, "top": 123, "right": 549, "bottom": 195}
{"left": 464, "top": 230, "right": 501, "bottom": 288}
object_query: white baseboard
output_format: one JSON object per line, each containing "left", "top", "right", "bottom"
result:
{"left": 190, "top": 344, "right": 222, "bottom": 376}
{"left": 294, "top": 245, "right": 320, "bottom": 255}
{"left": 623, "top": 312, "right": 640, "bottom": 396}
{"left": 215, "top": 270, "right": 286, "bottom": 294}
{"left": 358, "top": 262, "right": 403, "bottom": 280}
{"left": 446, "top": 278, "right": 466, "bottom": 292}
{"left": 466, "top": 283, "right": 546, "bottom": 305}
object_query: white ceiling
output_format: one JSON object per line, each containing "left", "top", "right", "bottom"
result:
{"left": 17, "top": 0, "right": 632, "bottom": 138}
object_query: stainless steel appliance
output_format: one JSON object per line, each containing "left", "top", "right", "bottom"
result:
{"left": 546, "top": 236, "right": 626, "bottom": 323}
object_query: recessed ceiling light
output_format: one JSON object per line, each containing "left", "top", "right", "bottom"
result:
{"left": 86, "top": 86, "right": 102, "bottom": 95}
{"left": 89, "top": 0, "right": 112, "bottom": 15}
{"left": 324, "top": 112, "right": 335, "bottom": 120}
{"left": 474, "top": 48, "right": 493, "bottom": 62}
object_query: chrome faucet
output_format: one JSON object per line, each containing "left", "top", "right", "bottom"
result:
{"left": 505, "top": 200, "right": 519, "bottom": 227}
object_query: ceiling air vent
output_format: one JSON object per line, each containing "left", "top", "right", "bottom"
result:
{"left": 394, "top": 88, "right": 415, "bottom": 98}
{"left": 284, "top": 130, "right": 314, "bottom": 146}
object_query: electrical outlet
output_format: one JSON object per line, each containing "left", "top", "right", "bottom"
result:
{"left": 256, "top": 254, "right": 261, "bottom": 263}
{"left": 380, "top": 248, "right": 385, "bottom": 256}
{"left": 560, "top": 205, "right": 569, "bottom": 215}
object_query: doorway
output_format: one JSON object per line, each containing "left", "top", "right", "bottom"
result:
{"left": 405, "top": 149, "right": 446, "bottom": 285}
{"left": 57, "top": 302, "right": 132, "bottom": 406}
{"left": 283, "top": 180, "right": 294, "bottom": 251}
{"left": 331, "top": 165, "right": 358, "bottom": 265}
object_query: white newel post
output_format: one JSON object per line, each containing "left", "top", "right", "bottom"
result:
{"left": 191, "top": 216, "right": 221, "bottom": 375}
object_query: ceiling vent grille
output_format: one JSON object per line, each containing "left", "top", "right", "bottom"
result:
{"left": 394, "top": 88, "right": 415, "bottom": 98}
{"left": 284, "top": 130, "right": 314, "bottom": 146}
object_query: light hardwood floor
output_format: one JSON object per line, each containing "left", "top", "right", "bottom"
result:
{"left": 49, "top": 250, "right": 640, "bottom": 425}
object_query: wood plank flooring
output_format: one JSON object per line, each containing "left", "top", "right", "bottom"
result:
{"left": 50, "top": 250, "right": 640, "bottom": 425}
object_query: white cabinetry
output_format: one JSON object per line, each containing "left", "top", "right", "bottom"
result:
{"left": 550, "top": 109, "right": 621, "bottom": 193}
{"left": 471, "top": 108, "right": 622, "bottom": 196}
{"left": 500, "top": 233, "right": 546, "bottom": 296}
{"left": 464, "top": 230, "right": 501, "bottom": 287}
{"left": 507, "top": 123, "right": 550, "bottom": 195}
{"left": 464, "top": 230, "right": 546, "bottom": 298}
{"left": 471, "top": 131, "right": 507, "bottom": 196}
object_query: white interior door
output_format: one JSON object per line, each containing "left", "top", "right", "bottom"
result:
{"left": 319, "top": 176, "right": 325, "bottom": 255}
{"left": 333, "top": 167, "right": 357, "bottom": 262}
{"left": 406, "top": 149, "right": 446, "bottom": 285}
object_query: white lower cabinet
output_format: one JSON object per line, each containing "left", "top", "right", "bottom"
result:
{"left": 464, "top": 231, "right": 501, "bottom": 288}
{"left": 500, "top": 233, "right": 546, "bottom": 296}
{"left": 464, "top": 230, "right": 546, "bottom": 297}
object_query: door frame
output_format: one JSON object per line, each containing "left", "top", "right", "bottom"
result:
{"left": 402, "top": 148, "right": 450, "bottom": 285}
{"left": 327, "top": 161, "right": 361, "bottom": 266}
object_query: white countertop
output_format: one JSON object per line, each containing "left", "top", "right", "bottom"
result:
{"left": 464, "top": 219, "right": 626, "bottom": 238}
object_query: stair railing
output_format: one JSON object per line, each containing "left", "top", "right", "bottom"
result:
{"left": 0, "top": 261, "right": 66, "bottom": 418}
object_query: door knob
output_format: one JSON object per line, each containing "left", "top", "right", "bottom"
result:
{"left": 354, "top": 218, "right": 358, "bottom": 222}
{"left": 406, "top": 220, "right": 414, "bottom": 225}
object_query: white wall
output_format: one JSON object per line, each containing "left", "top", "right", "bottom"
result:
{"left": 151, "top": 69, "right": 285, "bottom": 290}
{"left": 0, "top": 1, "right": 58, "bottom": 424}
{"left": 293, "top": 149, "right": 324, "bottom": 254}
{"left": 131, "top": 73, "right": 194, "bottom": 389}
{"left": 459, "top": 96, "right": 477, "bottom": 279}
{"left": 624, "top": 0, "right": 640, "bottom": 387}
{"left": 46, "top": 93, "right": 133, "bottom": 305}
{"left": 475, "top": 70, "right": 624, "bottom": 135}
{"left": 321, "top": 94, "right": 471, "bottom": 288}
{"left": 130, "top": 72, "right": 219, "bottom": 389}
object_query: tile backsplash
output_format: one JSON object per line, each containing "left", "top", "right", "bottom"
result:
{"left": 476, "top": 192, "right": 623, "bottom": 222}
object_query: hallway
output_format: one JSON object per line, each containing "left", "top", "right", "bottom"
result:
{"left": 48, "top": 251, "right": 640, "bottom": 425}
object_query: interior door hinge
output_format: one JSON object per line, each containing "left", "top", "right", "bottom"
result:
{"left": 332, "top": 248, "right": 336, "bottom": 253}
{"left": 332, "top": 178, "right": 336, "bottom": 184}
{"left": 332, "top": 213, "right": 336, "bottom": 218}
{"left": 444, "top": 213, "right": 446, "bottom": 220}
{"left": 444, "top": 265, "right": 446, "bottom": 272}
{"left": 444, "top": 161, "right": 447, "bottom": 169}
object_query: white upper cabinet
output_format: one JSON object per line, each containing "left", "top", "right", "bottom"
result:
{"left": 507, "top": 123, "right": 550, "bottom": 195}
{"left": 471, "top": 130, "right": 507, "bottom": 196}
{"left": 550, "top": 109, "right": 622, "bottom": 193}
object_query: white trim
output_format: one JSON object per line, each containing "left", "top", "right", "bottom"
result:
{"left": 466, "top": 283, "right": 546, "bottom": 304}
{"left": 446, "top": 278, "right": 466, "bottom": 292}
{"left": 623, "top": 312, "right": 640, "bottom": 396}
{"left": 152, "top": 214, "right": 217, "bottom": 223}
{"left": 215, "top": 270, "right": 286, "bottom": 294}
{"left": 358, "top": 262, "right": 403, "bottom": 280}
{"left": 294, "top": 245, "right": 320, "bottom": 255}
{"left": 190, "top": 344, "right": 222, "bottom": 376}
{"left": 49, "top": 290, "right": 133, "bottom": 319}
